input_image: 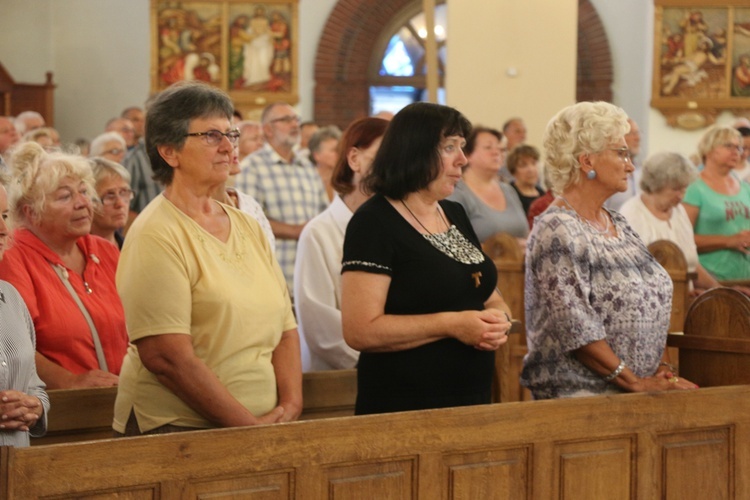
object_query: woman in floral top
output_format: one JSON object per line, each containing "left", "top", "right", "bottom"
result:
{"left": 520, "top": 101, "right": 698, "bottom": 399}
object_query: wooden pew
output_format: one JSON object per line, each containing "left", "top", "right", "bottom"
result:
{"left": 647, "top": 239, "right": 696, "bottom": 333}
{"left": 482, "top": 232, "right": 530, "bottom": 403}
{"left": 668, "top": 287, "right": 750, "bottom": 388}
{"left": 4, "top": 386, "right": 750, "bottom": 499}
{"left": 34, "top": 369, "right": 357, "bottom": 446}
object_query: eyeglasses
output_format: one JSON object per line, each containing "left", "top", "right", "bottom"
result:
{"left": 184, "top": 129, "right": 241, "bottom": 146}
{"left": 608, "top": 147, "right": 633, "bottom": 162}
{"left": 99, "top": 188, "right": 134, "bottom": 206}
{"left": 103, "top": 148, "right": 125, "bottom": 156}
{"left": 269, "top": 115, "right": 301, "bottom": 125}
{"left": 721, "top": 143, "right": 744, "bottom": 154}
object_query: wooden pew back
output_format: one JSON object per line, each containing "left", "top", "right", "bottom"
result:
{"left": 35, "top": 369, "right": 357, "bottom": 446}
{"left": 482, "top": 232, "right": 529, "bottom": 402}
{"left": 668, "top": 287, "right": 750, "bottom": 388}
{"left": 4, "top": 386, "right": 750, "bottom": 499}
{"left": 648, "top": 239, "right": 694, "bottom": 333}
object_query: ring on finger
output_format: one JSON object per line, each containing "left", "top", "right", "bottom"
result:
{"left": 669, "top": 376, "right": 679, "bottom": 383}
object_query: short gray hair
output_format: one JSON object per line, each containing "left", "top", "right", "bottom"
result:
{"left": 640, "top": 152, "right": 697, "bottom": 194}
{"left": 308, "top": 125, "right": 342, "bottom": 165}
{"left": 90, "top": 156, "right": 131, "bottom": 185}
{"left": 146, "top": 81, "right": 234, "bottom": 185}
{"left": 89, "top": 132, "right": 126, "bottom": 157}
{"left": 543, "top": 101, "right": 629, "bottom": 195}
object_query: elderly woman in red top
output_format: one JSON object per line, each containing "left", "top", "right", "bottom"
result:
{"left": 0, "top": 142, "right": 127, "bottom": 389}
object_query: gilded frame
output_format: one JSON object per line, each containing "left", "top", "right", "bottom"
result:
{"left": 652, "top": 0, "right": 750, "bottom": 129}
{"left": 150, "top": 0, "right": 299, "bottom": 113}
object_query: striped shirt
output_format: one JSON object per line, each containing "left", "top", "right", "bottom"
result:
{"left": 0, "top": 280, "right": 49, "bottom": 447}
{"left": 235, "top": 143, "right": 328, "bottom": 293}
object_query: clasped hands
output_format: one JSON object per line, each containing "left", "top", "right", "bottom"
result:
{"left": 0, "top": 390, "right": 43, "bottom": 432}
{"left": 455, "top": 308, "right": 511, "bottom": 351}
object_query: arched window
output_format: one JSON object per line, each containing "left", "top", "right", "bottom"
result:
{"left": 368, "top": 1, "right": 447, "bottom": 115}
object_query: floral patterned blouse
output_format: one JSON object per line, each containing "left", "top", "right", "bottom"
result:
{"left": 520, "top": 206, "right": 673, "bottom": 399}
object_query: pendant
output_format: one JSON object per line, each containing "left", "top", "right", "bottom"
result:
{"left": 472, "top": 271, "right": 482, "bottom": 288}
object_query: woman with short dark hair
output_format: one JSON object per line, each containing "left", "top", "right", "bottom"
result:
{"left": 114, "top": 81, "right": 302, "bottom": 436}
{"left": 341, "top": 102, "right": 511, "bottom": 415}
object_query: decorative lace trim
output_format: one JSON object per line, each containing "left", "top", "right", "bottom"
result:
{"left": 342, "top": 260, "right": 392, "bottom": 272}
{"left": 424, "top": 225, "right": 485, "bottom": 264}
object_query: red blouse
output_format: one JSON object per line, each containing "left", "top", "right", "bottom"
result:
{"left": 0, "top": 229, "right": 128, "bottom": 374}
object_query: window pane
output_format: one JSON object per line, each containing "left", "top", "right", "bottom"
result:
{"left": 369, "top": 86, "right": 420, "bottom": 115}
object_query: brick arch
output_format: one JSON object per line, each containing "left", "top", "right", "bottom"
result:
{"left": 314, "top": 0, "right": 613, "bottom": 128}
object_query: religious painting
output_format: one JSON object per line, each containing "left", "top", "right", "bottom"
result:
{"left": 733, "top": 8, "right": 750, "bottom": 98}
{"left": 652, "top": 1, "right": 750, "bottom": 130}
{"left": 151, "top": 0, "right": 299, "bottom": 108}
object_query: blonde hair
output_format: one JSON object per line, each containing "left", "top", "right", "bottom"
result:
{"left": 543, "top": 101, "right": 629, "bottom": 195}
{"left": 9, "top": 141, "right": 96, "bottom": 226}
{"left": 696, "top": 125, "right": 741, "bottom": 164}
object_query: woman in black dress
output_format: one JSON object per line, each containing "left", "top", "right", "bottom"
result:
{"left": 341, "top": 102, "right": 512, "bottom": 415}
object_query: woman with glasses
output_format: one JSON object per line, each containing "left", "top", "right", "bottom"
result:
{"left": 683, "top": 125, "right": 750, "bottom": 281}
{"left": 90, "top": 158, "right": 133, "bottom": 248}
{"left": 0, "top": 142, "right": 127, "bottom": 389}
{"left": 521, "top": 102, "right": 697, "bottom": 400}
{"left": 113, "top": 81, "right": 301, "bottom": 436}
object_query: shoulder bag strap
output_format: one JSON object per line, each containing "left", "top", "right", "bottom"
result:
{"left": 49, "top": 262, "right": 109, "bottom": 372}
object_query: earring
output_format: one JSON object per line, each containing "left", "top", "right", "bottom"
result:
{"left": 587, "top": 170, "right": 597, "bottom": 180}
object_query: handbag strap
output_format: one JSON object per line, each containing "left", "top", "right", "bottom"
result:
{"left": 49, "top": 262, "right": 109, "bottom": 372}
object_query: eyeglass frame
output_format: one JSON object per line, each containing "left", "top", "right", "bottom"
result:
{"left": 184, "top": 129, "right": 241, "bottom": 146}
{"left": 606, "top": 146, "right": 633, "bottom": 163}
{"left": 720, "top": 143, "right": 744, "bottom": 154}
{"left": 269, "top": 115, "right": 301, "bottom": 125}
{"left": 98, "top": 188, "right": 135, "bottom": 206}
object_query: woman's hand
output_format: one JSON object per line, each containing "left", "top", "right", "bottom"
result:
{"left": 627, "top": 371, "right": 698, "bottom": 392}
{"left": 728, "top": 230, "right": 750, "bottom": 254}
{"left": 0, "top": 390, "right": 43, "bottom": 432}
{"left": 452, "top": 309, "right": 509, "bottom": 351}
{"left": 69, "top": 370, "right": 119, "bottom": 388}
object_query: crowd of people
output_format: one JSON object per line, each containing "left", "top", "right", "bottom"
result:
{"left": 0, "top": 81, "right": 748, "bottom": 445}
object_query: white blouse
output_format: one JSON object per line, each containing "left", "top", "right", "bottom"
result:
{"left": 619, "top": 196, "right": 699, "bottom": 273}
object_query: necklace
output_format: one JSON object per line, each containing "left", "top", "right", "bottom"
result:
{"left": 400, "top": 200, "right": 485, "bottom": 266}
{"left": 401, "top": 200, "right": 448, "bottom": 235}
{"left": 558, "top": 195, "right": 611, "bottom": 235}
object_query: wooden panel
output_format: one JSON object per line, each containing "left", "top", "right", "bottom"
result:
{"left": 443, "top": 447, "right": 530, "bottom": 500}
{"left": 185, "top": 470, "right": 292, "bottom": 499}
{"left": 324, "top": 459, "right": 415, "bottom": 500}
{"left": 36, "top": 370, "right": 357, "bottom": 446}
{"left": 3, "top": 387, "right": 750, "bottom": 499}
{"left": 555, "top": 437, "right": 634, "bottom": 500}
{"left": 53, "top": 486, "right": 159, "bottom": 499}
{"left": 671, "top": 288, "right": 750, "bottom": 388}
{"left": 658, "top": 427, "right": 732, "bottom": 500}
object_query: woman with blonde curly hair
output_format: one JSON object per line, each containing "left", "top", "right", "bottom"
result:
{"left": 0, "top": 142, "right": 127, "bottom": 389}
{"left": 683, "top": 125, "right": 750, "bottom": 281}
{"left": 521, "top": 101, "right": 697, "bottom": 400}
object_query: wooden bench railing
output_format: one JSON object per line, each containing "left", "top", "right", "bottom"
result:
{"left": 647, "top": 239, "right": 696, "bottom": 334}
{"left": 34, "top": 369, "right": 357, "bottom": 446}
{"left": 482, "top": 232, "right": 529, "bottom": 403}
{"left": 668, "top": 287, "right": 750, "bottom": 388}
{"left": 4, "top": 386, "right": 750, "bottom": 499}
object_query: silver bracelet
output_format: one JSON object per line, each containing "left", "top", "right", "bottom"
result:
{"left": 658, "top": 361, "right": 677, "bottom": 374}
{"left": 603, "top": 360, "right": 626, "bottom": 382}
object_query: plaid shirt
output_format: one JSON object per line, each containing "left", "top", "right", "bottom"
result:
{"left": 236, "top": 143, "right": 328, "bottom": 293}
{"left": 124, "top": 139, "right": 162, "bottom": 213}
